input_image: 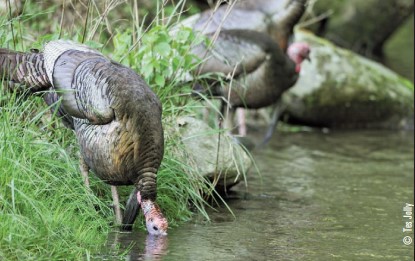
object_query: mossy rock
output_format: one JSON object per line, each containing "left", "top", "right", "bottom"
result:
{"left": 282, "top": 30, "right": 414, "bottom": 129}
{"left": 170, "top": 116, "right": 252, "bottom": 190}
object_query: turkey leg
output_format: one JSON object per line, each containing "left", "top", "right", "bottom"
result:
{"left": 111, "top": 186, "right": 123, "bottom": 225}
{"left": 79, "top": 156, "right": 122, "bottom": 225}
{"left": 79, "top": 157, "right": 90, "bottom": 187}
{"left": 236, "top": 108, "right": 247, "bottom": 136}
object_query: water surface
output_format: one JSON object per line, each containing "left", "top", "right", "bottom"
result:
{"left": 102, "top": 130, "right": 414, "bottom": 261}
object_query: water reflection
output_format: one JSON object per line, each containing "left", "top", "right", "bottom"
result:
{"left": 105, "top": 231, "right": 168, "bottom": 261}
{"left": 143, "top": 235, "right": 169, "bottom": 260}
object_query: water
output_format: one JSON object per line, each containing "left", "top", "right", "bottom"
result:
{"left": 102, "top": 130, "right": 414, "bottom": 261}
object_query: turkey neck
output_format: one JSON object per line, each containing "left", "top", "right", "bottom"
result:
{"left": 0, "top": 49, "right": 50, "bottom": 92}
{"left": 72, "top": 60, "right": 164, "bottom": 201}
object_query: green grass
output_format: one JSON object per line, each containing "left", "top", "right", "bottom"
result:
{"left": 0, "top": 93, "right": 115, "bottom": 259}
{"left": 0, "top": 0, "right": 247, "bottom": 259}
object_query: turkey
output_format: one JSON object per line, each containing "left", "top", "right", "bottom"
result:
{"left": 191, "top": 29, "right": 310, "bottom": 137}
{"left": 175, "top": 0, "right": 309, "bottom": 140}
{"left": 0, "top": 41, "right": 168, "bottom": 235}
{"left": 193, "top": 30, "right": 301, "bottom": 108}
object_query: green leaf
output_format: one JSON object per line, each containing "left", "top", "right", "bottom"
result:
{"left": 143, "top": 33, "right": 157, "bottom": 45}
{"left": 152, "top": 59, "right": 161, "bottom": 71}
{"left": 172, "top": 57, "right": 181, "bottom": 71}
{"left": 155, "top": 74, "right": 165, "bottom": 87}
{"left": 176, "top": 29, "right": 190, "bottom": 42}
{"left": 141, "top": 63, "right": 154, "bottom": 79}
{"left": 154, "top": 42, "right": 171, "bottom": 57}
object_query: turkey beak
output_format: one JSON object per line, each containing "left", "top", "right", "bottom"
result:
{"left": 303, "top": 52, "right": 311, "bottom": 62}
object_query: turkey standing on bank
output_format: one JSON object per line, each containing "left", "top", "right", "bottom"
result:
{"left": 175, "top": 0, "right": 309, "bottom": 140}
{"left": 0, "top": 41, "right": 168, "bottom": 235}
{"left": 191, "top": 30, "right": 310, "bottom": 138}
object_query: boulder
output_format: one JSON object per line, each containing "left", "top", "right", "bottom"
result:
{"left": 282, "top": 30, "right": 414, "bottom": 129}
{"left": 172, "top": 116, "right": 252, "bottom": 190}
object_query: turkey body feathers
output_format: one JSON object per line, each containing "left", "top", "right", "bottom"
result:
{"left": 1, "top": 40, "right": 164, "bottom": 203}
{"left": 46, "top": 42, "right": 164, "bottom": 201}
{"left": 70, "top": 51, "right": 165, "bottom": 230}
{"left": 53, "top": 51, "right": 114, "bottom": 122}
{"left": 193, "top": 29, "right": 298, "bottom": 109}
{"left": 187, "top": 0, "right": 308, "bottom": 51}
{"left": 194, "top": 8, "right": 267, "bottom": 35}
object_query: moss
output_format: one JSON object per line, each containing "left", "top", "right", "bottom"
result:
{"left": 398, "top": 77, "right": 414, "bottom": 91}
{"left": 285, "top": 30, "right": 414, "bottom": 129}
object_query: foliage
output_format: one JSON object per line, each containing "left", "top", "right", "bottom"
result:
{"left": 0, "top": 92, "right": 115, "bottom": 259}
{"left": 111, "top": 25, "right": 203, "bottom": 109}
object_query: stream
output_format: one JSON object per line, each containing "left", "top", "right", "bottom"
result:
{"left": 101, "top": 130, "right": 414, "bottom": 261}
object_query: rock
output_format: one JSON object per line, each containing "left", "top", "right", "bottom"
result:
{"left": 281, "top": 30, "right": 414, "bottom": 130}
{"left": 303, "top": 0, "right": 414, "bottom": 60}
{"left": 173, "top": 116, "right": 252, "bottom": 190}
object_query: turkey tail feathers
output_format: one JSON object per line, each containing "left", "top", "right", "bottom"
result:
{"left": 282, "top": 0, "right": 308, "bottom": 29}
{"left": 0, "top": 48, "right": 51, "bottom": 91}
